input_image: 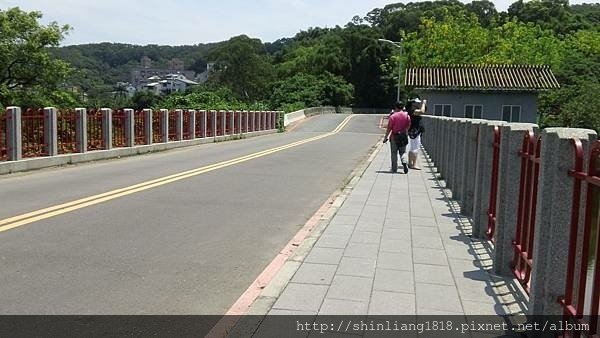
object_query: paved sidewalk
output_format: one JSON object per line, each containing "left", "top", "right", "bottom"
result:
{"left": 236, "top": 145, "right": 527, "bottom": 337}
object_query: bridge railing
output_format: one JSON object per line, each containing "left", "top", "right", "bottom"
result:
{"left": 1, "top": 107, "right": 283, "bottom": 172}
{"left": 421, "top": 116, "right": 598, "bottom": 336}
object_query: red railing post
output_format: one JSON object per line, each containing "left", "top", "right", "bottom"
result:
{"left": 486, "top": 125, "right": 501, "bottom": 241}
{"left": 511, "top": 131, "right": 542, "bottom": 294}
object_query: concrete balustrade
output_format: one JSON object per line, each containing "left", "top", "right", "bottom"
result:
{"left": 421, "top": 115, "right": 598, "bottom": 321}
{"left": 528, "top": 128, "right": 596, "bottom": 316}
{"left": 460, "top": 119, "right": 485, "bottom": 217}
{"left": 1, "top": 107, "right": 283, "bottom": 174}
{"left": 493, "top": 123, "right": 538, "bottom": 277}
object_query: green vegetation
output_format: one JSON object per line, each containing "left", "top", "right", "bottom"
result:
{"left": 1, "top": 1, "right": 599, "bottom": 131}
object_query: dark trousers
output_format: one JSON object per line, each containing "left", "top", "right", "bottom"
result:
{"left": 390, "top": 138, "right": 407, "bottom": 172}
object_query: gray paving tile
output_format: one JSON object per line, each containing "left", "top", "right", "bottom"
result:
{"left": 381, "top": 228, "right": 410, "bottom": 240}
{"left": 380, "top": 239, "right": 412, "bottom": 254}
{"left": 412, "top": 247, "right": 449, "bottom": 266}
{"left": 373, "top": 268, "right": 414, "bottom": 293}
{"left": 453, "top": 278, "right": 498, "bottom": 304}
{"left": 416, "top": 284, "right": 463, "bottom": 313}
{"left": 318, "top": 298, "right": 368, "bottom": 315}
{"left": 376, "top": 251, "right": 413, "bottom": 271}
{"left": 316, "top": 233, "right": 351, "bottom": 249}
{"left": 292, "top": 263, "right": 337, "bottom": 285}
{"left": 412, "top": 235, "right": 444, "bottom": 249}
{"left": 329, "top": 215, "right": 360, "bottom": 225}
{"left": 385, "top": 210, "right": 411, "bottom": 221}
{"left": 442, "top": 243, "right": 471, "bottom": 260}
{"left": 414, "top": 264, "right": 455, "bottom": 286}
{"left": 461, "top": 300, "right": 510, "bottom": 316}
{"left": 273, "top": 283, "right": 329, "bottom": 312}
{"left": 337, "top": 257, "right": 376, "bottom": 278}
{"left": 304, "top": 247, "right": 345, "bottom": 265}
{"left": 327, "top": 275, "right": 373, "bottom": 302}
{"left": 369, "top": 291, "right": 416, "bottom": 316}
{"left": 344, "top": 243, "right": 379, "bottom": 259}
{"left": 350, "top": 231, "right": 381, "bottom": 244}
{"left": 323, "top": 224, "right": 355, "bottom": 236}
{"left": 268, "top": 309, "right": 317, "bottom": 315}
{"left": 411, "top": 216, "right": 437, "bottom": 227}
{"left": 355, "top": 221, "right": 384, "bottom": 233}
{"left": 411, "top": 226, "right": 440, "bottom": 237}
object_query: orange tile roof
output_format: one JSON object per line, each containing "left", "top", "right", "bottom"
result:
{"left": 405, "top": 64, "right": 560, "bottom": 91}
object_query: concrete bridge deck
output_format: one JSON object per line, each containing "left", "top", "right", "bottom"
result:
{"left": 227, "top": 145, "right": 528, "bottom": 337}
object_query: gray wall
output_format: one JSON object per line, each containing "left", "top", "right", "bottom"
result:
{"left": 418, "top": 90, "right": 538, "bottom": 123}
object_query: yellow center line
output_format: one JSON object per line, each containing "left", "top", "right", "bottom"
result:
{"left": 0, "top": 115, "right": 356, "bottom": 234}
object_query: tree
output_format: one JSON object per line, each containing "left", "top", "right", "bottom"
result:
{"left": 207, "top": 35, "right": 275, "bottom": 102}
{"left": 269, "top": 72, "right": 353, "bottom": 109}
{"left": 0, "top": 7, "right": 72, "bottom": 107}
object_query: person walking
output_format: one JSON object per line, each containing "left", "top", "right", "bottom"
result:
{"left": 407, "top": 98, "right": 427, "bottom": 170}
{"left": 384, "top": 102, "right": 411, "bottom": 174}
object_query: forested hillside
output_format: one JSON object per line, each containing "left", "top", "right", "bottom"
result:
{"left": 1, "top": 0, "right": 599, "bottom": 131}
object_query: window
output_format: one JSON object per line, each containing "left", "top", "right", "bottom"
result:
{"left": 502, "top": 105, "right": 521, "bottom": 122}
{"left": 434, "top": 104, "right": 452, "bottom": 117}
{"left": 464, "top": 105, "right": 483, "bottom": 119}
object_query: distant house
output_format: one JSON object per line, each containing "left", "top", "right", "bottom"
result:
{"left": 404, "top": 64, "right": 560, "bottom": 123}
{"left": 131, "top": 56, "right": 196, "bottom": 88}
{"left": 141, "top": 73, "right": 198, "bottom": 95}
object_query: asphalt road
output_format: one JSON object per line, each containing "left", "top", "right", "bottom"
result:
{"left": 0, "top": 114, "right": 384, "bottom": 315}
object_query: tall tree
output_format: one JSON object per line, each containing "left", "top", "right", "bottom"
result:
{"left": 207, "top": 35, "right": 274, "bottom": 102}
{"left": 0, "top": 7, "right": 74, "bottom": 107}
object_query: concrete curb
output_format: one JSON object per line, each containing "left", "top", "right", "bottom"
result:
{"left": 0, "top": 130, "right": 277, "bottom": 175}
{"left": 227, "top": 140, "right": 385, "bottom": 336}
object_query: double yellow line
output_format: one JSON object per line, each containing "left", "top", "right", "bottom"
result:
{"left": 0, "top": 115, "right": 356, "bottom": 234}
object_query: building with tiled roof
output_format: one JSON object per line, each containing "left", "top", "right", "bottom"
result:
{"left": 404, "top": 64, "right": 559, "bottom": 123}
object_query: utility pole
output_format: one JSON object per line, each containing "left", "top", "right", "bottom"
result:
{"left": 377, "top": 39, "right": 403, "bottom": 103}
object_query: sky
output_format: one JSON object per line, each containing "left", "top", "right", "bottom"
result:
{"left": 2, "top": 0, "right": 597, "bottom": 46}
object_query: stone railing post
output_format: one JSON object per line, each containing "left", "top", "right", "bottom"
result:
{"left": 244, "top": 111, "right": 249, "bottom": 133}
{"left": 528, "top": 128, "right": 597, "bottom": 316}
{"left": 125, "top": 109, "right": 135, "bottom": 147}
{"left": 43, "top": 107, "right": 58, "bottom": 156}
{"left": 200, "top": 110, "right": 207, "bottom": 138}
{"left": 75, "top": 108, "right": 87, "bottom": 153}
{"left": 493, "top": 123, "right": 538, "bottom": 276}
{"left": 229, "top": 111, "right": 235, "bottom": 136}
{"left": 101, "top": 108, "right": 112, "bottom": 150}
{"left": 6, "top": 106, "right": 22, "bottom": 161}
{"left": 237, "top": 111, "right": 243, "bottom": 135}
{"left": 211, "top": 110, "right": 217, "bottom": 139}
{"left": 460, "top": 119, "right": 485, "bottom": 217}
{"left": 217, "top": 110, "right": 224, "bottom": 137}
{"left": 472, "top": 120, "right": 506, "bottom": 239}
{"left": 453, "top": 119, "right": 469, "bottom": 204}
{"left": 437, "top": 117, "right": 448, "bottom": 175}
{"left": 188, "top": 110, "right": 196, "bottom": 140}
{"left": 175, "top": 109, "right": 183, "bottom": 141}
{"left": 143, "top": 109, "right": 153, "bottom": 145}
{"left": 160, "top": 109, "right": 169, "bottom": 143}
{"left": 447, "top": 119, "right": 463, "bottom": 192}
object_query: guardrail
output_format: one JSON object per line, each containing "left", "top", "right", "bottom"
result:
{"left": 421, "top": 116, "right": 598, "bottom": 336}
{"left": 1, "top": 107, "right": 283, "bottom": 174}
{"left": 283, "top": 106, "right": 389, "bottom": 127}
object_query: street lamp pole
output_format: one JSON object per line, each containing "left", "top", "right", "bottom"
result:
{"left": 378, "top": 39, "right": 403, "bottom": 103}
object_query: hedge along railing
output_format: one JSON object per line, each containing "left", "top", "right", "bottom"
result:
{"left": 2, "top": 107, "right": 283, "bottom": 163}
{"left": 420, "top": 116, "right": 598, "bottom": 336}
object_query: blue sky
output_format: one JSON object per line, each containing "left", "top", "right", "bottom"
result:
{"left": 2, "top": 0, "right": 596, "bottom": 46}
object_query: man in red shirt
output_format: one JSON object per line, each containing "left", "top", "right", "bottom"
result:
{"left": 384, "top": 102, "right": 411, "bottom": 174}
